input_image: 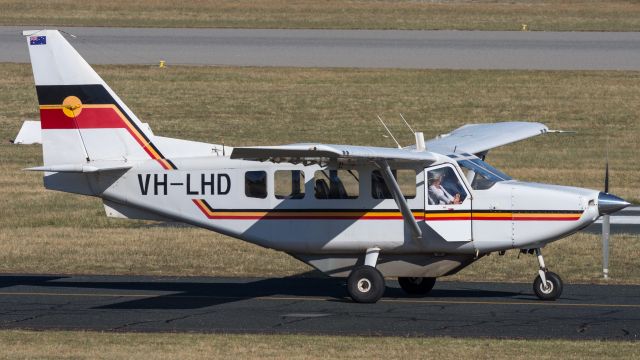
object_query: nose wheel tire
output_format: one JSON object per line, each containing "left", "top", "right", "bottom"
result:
{"left": 398, "top": 277, "right": 436, "bottom": 295}
{"left": 533, "top": 271, "right": 563, "bottom": 301}
{"left": 347, "top": 265, "right": 385, "bottom": 303}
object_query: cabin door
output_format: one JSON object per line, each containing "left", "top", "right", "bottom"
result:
{"left": 424, "top": 164, "right": 473, "bottom": 242}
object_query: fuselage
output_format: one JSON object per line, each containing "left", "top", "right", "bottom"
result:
{"left": 79, "top": 152, "right": 603, "bottom": 256}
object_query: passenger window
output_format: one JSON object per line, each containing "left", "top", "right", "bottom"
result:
{"left": 314, "top": 170, "right": 359, "bottom": 199}
{"left": 427, "top": 167, "right": 467, "bottom": 205}
{"left": 371, "top": 169, "right": 416, "bottom": 199}
{"left": 245, "top": 171, "right": 267, "bottom": 198}
{"left": 275, "top": 170, "right": 305, "bottom": 199}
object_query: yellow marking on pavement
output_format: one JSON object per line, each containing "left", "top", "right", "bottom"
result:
{"left": 0, "top": 291, "right": 638, "bottom": 308}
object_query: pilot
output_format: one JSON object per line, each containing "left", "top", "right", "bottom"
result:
{"left": 429, "top": 173, "right": 462, "bottom": 205}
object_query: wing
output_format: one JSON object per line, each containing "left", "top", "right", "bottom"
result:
{"left": 231, "top": 143, "right": 437, "bottom": 166}
{"left": 425, "top": 122, "right": 549, "bottom": 155}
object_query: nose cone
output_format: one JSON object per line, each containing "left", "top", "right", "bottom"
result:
{"left": 598, "top": 192, "right": 630, "bottom": 215}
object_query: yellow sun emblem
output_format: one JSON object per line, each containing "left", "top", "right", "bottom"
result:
{"left": 62, "top": 96, "right": 83, "bottom": 118}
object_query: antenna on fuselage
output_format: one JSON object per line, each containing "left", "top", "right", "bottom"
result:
{"left": 399, "top": 113, "right": 426, "bottom": 152}
{"left": 377, "top": 115, "right": 402, "bottom": 149}
{"left": 399, "top": 113, "right": 415, "bottom": 135}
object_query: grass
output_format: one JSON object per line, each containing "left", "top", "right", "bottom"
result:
{"left": 0, "top": 227, "right": 308, "bottom": 277}
{"left": 2, "top": 0, "right": 640, "bottom": 31}
{"left": 0, "top": 227, "right": 638, "bottom": 284}
{"left": 0, "top": 330, "right": 638, "bottom": 359}
{"left": 0, "top": 63, "right": 638, "bottom": 282}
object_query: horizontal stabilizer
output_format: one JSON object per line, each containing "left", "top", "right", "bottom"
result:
{"left": 12, "top": 120, "right": 41, "bottom": 144}
{"left": 25, "top": 161, "right": 132, "bottom": 173}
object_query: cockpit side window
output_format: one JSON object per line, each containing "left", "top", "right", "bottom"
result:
{"left": 427, "top": 166, "right": 467, "bottom": 205}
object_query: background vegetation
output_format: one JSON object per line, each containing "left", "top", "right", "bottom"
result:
{"left": 2, "top": 0, "right": 640, "bottom": 31}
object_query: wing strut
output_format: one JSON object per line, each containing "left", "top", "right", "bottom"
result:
{"left": 376, "top": 160, "right": 422, "bottom": 241}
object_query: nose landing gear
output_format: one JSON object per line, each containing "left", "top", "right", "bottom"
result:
{"left": 530, "top": 248, "right": 563, "bottom": 300}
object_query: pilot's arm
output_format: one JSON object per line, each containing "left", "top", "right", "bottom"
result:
{"left": 429, "top": 185, "right": 455, "bottom": 205}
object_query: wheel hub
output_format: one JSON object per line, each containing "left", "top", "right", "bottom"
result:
{"left": 357, "top": 278, "right": 372, "bottom": 293}
{"left": 540, "top": 280, "right": 554, "bottom": 294}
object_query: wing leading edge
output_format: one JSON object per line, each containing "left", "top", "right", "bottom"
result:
{"left": 231, "top": 143, "right": 437, "bottom": 165}
{"left": 425, "top": 121, "right": 549, "bottom": 155}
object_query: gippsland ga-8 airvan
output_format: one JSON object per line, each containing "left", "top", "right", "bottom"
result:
{"left": 21, "top": 30, "right": 629, "bottom": 303}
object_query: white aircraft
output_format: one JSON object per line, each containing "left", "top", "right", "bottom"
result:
{"left": 22, "top": 30, "right": 630, "bottom": 303}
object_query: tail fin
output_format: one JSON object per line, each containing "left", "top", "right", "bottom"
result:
{"left": 24, "top": 30, "right": 176, "bottom": 170}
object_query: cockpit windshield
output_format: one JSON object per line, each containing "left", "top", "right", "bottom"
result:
{"left": 456, "top": 157, "right": 512, "bottom": 190}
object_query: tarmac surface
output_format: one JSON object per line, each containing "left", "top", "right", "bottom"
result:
{"left": 0, "top": 274, "right": 638, "bottom": 339}
{"left": 2, "top": 26, "right": 640, "bottom": 70}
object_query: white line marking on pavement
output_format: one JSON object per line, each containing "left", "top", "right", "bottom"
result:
{"left": 595, "top": 216, "right": 640, "bottom": 225}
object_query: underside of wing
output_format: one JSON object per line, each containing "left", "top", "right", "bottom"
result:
{"left": 425, "top": 122, "right": 549, "bottom": 155}
{"left": 231, "top": 143, "right": 437, "bottom": 166}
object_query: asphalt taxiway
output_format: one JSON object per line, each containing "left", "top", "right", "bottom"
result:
{"left": 2, "top": 26, "right": 640, "bottom": 70}
{"left": 0, "top": 274, "right": 638, "bottom": 339}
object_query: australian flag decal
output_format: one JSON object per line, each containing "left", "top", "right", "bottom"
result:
{"left": 30, "top": 36, "right": 46, "bottom": 45}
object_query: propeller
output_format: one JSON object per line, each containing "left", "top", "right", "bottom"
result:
{"left": 604, "top": 156, "right": 609, "bottom": 194}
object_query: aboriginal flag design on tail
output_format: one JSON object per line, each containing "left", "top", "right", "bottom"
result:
{"left": 37, "top": 84, "right": 177, "bottom": 170}
{"left": 25, "top": 30, "right": 176, "bottom": 170}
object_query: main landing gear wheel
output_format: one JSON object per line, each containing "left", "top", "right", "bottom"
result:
{"left": 347, "top": 265, "right": 385, "bottom": 303}
{"left": 398, "top": 277, "right": 436, "bottom": 295}
{"left": 533, "top": 271, "right": 563, "bottom": 301}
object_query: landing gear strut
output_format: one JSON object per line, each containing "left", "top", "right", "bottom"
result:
{"left": 531, "top": 248, "right": 563, "bottom": 301}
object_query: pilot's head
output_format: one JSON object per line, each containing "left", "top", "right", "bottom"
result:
{"left": 430, "top": 172, "right": 444, "bottom": 185}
